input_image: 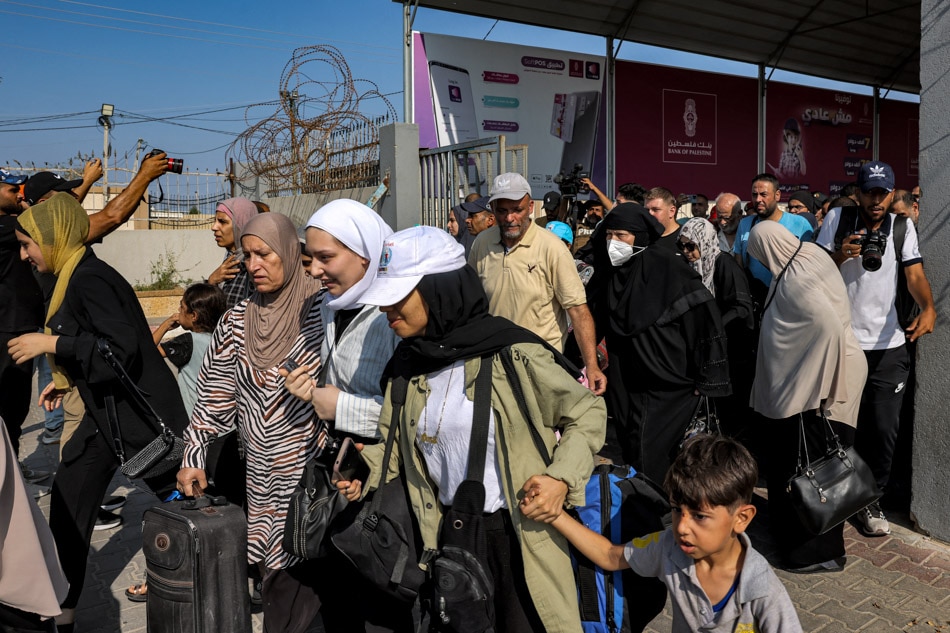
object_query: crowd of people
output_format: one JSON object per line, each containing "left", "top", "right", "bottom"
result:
{"left": 0, "top": 155, "right": 935, "bottom": 633}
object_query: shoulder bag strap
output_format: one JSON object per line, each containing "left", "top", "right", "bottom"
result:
{"left": 762, "top": 241, "right": 803, "bottom": 314}
{"left": 370, "top": 375, "right": 408, "bottom": 513}
{"left": 499, "top": 347, "right": 553, "bottom": 467}
{"left": 464, "top": 355, "right": 495, "bottom": 483}
{"left": 96, "top": 339, "right": 167, "bottom": 435}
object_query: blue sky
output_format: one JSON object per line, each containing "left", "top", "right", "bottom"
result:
{"left": 0, "top": 0, "right": 916, "bottom": 171}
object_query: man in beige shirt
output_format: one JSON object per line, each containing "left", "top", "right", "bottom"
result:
{"left": 468, "top": 173, "right": 606, "bottom": 395}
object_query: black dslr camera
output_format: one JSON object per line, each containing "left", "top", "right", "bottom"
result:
{"left": 146, "top": 148, "right": 184, "bottom": 174}
{"left": 553, "top": 163, "right": 591, "bottom": 196}
{"left": 852, "top": 231, "right": 887, "bottom": 271}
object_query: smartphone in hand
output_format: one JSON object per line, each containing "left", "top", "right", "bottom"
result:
{"left": 332, "top": 437, "right": 369, "bottom": 485}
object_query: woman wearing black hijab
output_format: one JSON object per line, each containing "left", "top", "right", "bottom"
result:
{"left": 344, "top": 226, "right": 606, "bottom": 633}
{"left": 589, "top": 203, "right": 731, "bottom": 483}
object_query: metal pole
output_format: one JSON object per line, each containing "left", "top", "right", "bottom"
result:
{"left": 403, "top": 1, "right": 412, "bottom": 123}
{"left": 606, "top": 36, "right": 616, "bottom": 199}
{"left": 872, "top": 86, "right": 880, "bottom": 160}
{"left": 102, "top": 118, "right": 111, "bottom": 204}
{"left": 757, "top": 64, "right": 766, "bottom": 173}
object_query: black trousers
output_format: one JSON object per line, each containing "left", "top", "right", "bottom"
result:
{"left": 607, "top": 386, "right": 699, "bottom": 484}
{"left": 483, "top": 509, "right": 545, "bottom": 633}
{"left": 764, "top": 412, "right": 856, "bottom": 567}
{"left": 855, "top": 345, "right": 910, "bottom": 490}
{"left": 0, "top": 332, "right": 34, "bottom": 457}
{"left": 0, "top": 603, "right": 56, "bottom": 633}
{"left": 49, "top": 417, "right": 174, "bottom": 609}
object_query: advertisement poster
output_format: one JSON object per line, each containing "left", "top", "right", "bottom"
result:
{"left": 765, "top": 82, "right": 875, "bottom": 196}
{"left": 662, "top": 89, "right": 718, "bottom": 165}
{"left": 413, "top": 32, "right": 606, "bottom": 195}
{"left": 614, "top": 61, "right": 758, "bottom": 197}
{"left": 879, "top": 99, "right": 919, "bottom": 187}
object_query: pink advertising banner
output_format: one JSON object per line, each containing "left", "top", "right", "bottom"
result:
{"left": 614, "top": 61, "right": 758, "bottom": 197}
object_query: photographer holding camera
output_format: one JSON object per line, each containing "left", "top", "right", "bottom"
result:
{"left": 816, "top": 160, "right": 936, "bottom": 537}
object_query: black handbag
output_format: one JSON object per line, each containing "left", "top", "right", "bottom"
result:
{"left": 97, "top": 339, "right": 185, "bottom": 479}
{"left": 331, "top": 375, "right": 426, "bottom": 602}
{"left": 282, "top": 440, "right": 350, "bottom": 559}
{"left": 680, "top": 395, "right": 721, "bottom": 449}
{"left": 282, "top": 355, "right": 348, "bottom": 559}
{"left": 786, "top": 411, "right": 881, "bottom": 535}
{"left": 429, "top": 356, "right": 495, "bottom": 633}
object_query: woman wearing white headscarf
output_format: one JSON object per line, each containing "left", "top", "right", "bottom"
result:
{"left": 748, "top": 220, "right": 867, "bottom": 574}
{"left": 282, "top": 198, "right": 409, "bottom": 632}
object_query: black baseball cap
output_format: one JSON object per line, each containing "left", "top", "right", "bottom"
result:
{"left": 542, "top": 191, "right": 561, "bottom": 212}
{"left": 461, "top": 196, "right": 491, "bottom": 215}
{"left": 23, "top": 171, "right": 83, "bottom": 206}
{"left": 856, "top": 161, "right": 895, "bottom": 193}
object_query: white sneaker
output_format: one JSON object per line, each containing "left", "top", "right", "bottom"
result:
{"left": 855, "top": 503, "right": 890, "bottom": 537}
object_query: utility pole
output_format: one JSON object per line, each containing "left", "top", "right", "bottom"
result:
{"left": 99, "top": 104, "right": 114, "bottom": 204}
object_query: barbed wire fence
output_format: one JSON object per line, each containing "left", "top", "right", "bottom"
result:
{"left": 227, "top": 44, "right": 396, "bottom": 197}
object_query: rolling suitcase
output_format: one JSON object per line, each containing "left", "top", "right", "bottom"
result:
{"left": 143, "top": 496, "right": 251, "bottom": 633}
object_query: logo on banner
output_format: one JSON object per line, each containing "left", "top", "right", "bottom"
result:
{"left": 569, "top": 60, "right": 583, "bottom": 78}
{"left": 662, "top": 89, "right": 717, "bottom": 165}
{"left": 684, "top": 99, "right": 698, "bottom": 137}
{"left": 586, "top": 62, "right": 600, "bottom": 80}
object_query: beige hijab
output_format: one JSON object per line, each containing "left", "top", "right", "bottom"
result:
{"left": 241, "top": 213, "right": 321, "bottom": 370}
{"left": 748, "top": 221, "right": 867, "bottom": 426}
{"left": 0, "top": 423, "right": 68, "bottom": 617}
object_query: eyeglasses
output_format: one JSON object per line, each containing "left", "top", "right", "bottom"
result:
{"left": 676, "top": 240, "right": 698, "bottom": 253}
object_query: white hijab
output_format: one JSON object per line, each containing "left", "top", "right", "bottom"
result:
{"left": 306, "top": 199, "right": 394, "bottom": 310}
{"left": 747, "top": 221, "right": 867, "bottom": 426}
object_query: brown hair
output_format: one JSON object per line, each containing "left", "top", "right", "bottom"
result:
{"left": 644, "top": 186, "right": 675, "bottom": 207}
{"left": 182, "top": 283, "right": 227, "bottom": 333}
{"left": 664, "top": 435, "right": 758, "bottom": 512}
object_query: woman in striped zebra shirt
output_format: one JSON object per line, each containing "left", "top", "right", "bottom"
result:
{"left": 177, "top": 213, "right": 325, "bottom": 633}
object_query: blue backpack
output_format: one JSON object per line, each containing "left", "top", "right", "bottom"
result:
{"left": 573, "top": 464, "right": 670, "bottom": 633}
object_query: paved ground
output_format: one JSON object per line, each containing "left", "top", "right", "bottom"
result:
{"left": 18, "top": 401, "right": 950, "bottom": 632}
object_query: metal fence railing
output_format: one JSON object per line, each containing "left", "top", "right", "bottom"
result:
{"left": 418, "top": 136, "right": 528, "bottom": 228}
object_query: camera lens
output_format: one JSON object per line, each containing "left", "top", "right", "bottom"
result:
{"left": 168, "top": 158, "right": 184, "bottom": 174}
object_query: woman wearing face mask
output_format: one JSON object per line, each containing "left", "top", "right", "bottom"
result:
{"left": 589, "top": 203, "right": 731, "bottom": 483}
{"left": 281, "top": 198, "right": 410, "bottom": 632}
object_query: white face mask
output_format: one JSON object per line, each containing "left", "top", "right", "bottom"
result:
{"left": 607, "top": 239, "right": 646, "bottom": 266}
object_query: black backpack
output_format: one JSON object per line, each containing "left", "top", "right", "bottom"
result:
{"left": 831, "top": 206, "right": 920, "bottom": 329}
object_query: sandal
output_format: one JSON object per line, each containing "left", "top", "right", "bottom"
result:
{"left": 125, "top": 582, "right": 148, "bottom": 602}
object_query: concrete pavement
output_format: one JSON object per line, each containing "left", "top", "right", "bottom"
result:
{"left": 17, "top": 401, "right": 950, "bottom": 632}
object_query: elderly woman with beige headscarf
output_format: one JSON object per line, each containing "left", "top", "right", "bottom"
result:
{"left": 177, "top": 213, "right": 325, "bottom": 633}
{"left": 747, "top": 220, "right": 867, "bottom": 575}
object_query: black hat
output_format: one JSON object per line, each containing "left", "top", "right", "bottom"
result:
{"left": 542, "top": 191, "right": 561, "bottom": 212}
{"left": 23, "top": 171, "right": 83, "bottom": 206}
{"left": 460, "top": 196, "right": 491, "bottom": 215}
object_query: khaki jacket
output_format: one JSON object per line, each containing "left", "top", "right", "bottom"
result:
{"left": 360, "top": 343, "right": 606, "bottom": 633}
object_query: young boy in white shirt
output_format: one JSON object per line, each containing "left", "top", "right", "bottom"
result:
{"left": 526, "top": 435, "right": 802, "bottom": 633}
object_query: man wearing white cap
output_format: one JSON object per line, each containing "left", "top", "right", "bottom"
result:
{"left": 468, "top": 173, "right": 606, "bottom": 395}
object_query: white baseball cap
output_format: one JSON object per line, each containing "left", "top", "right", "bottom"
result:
{"left": 359, "top": 226, "right": 467, "bottom": 306}
{"left": 489, "top": 172, "right": 532, "bottom": 203}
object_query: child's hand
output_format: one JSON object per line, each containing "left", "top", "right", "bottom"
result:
{"left": 519, "top": 475, "right": 567, "bottom": 523}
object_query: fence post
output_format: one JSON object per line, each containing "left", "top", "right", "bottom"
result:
{"left": 498, "top": 135, "right": 507, "bottom": 175}
{"left": 378, "top": 123, "right": 422, "bottom": 229}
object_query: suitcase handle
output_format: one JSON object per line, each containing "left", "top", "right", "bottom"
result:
{"left": 181, "top": 495, "right": 229, "bottom": 510}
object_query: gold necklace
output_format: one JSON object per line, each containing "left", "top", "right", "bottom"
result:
{"left": 420, "top": 364, "right": 456, "bottom": 444}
